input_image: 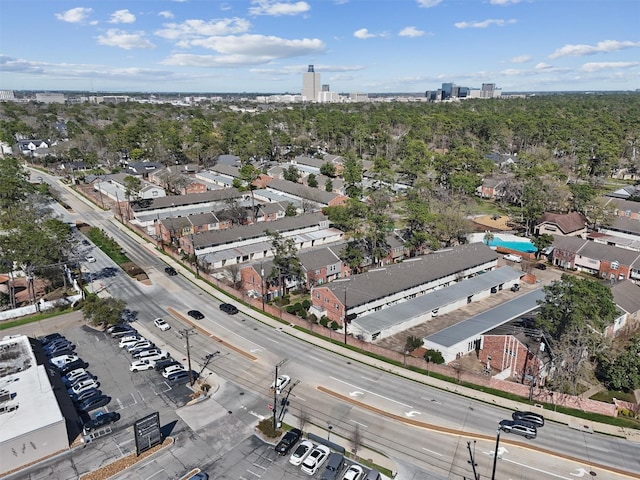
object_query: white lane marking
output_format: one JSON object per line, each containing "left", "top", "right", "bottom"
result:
{"left": 307, "top": 355, "right": 325, "bottom": 364}
{"left": 350, "top": 420, "right": 369, "bottom": 428}
{"left": 502, "top": 457, "right": 573, "bottom": 480}
{"left": 349, "top": 391, "right": 364, "bottom": 397}
{"left": 329, "top": 377, "right": 414, "bottom": 408}
{"left": 422, "top": 447, "right": 443, "bottom": 457}
{"left": 405, "top": 410, "right": 422, "bottom": 418}
{"left": 360, "top": 375, "right": 377, "bottom": 382}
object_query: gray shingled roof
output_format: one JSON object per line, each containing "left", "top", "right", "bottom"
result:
{"left": 322, "top": 243, "right": 499, "bottom": 308}
{"left": 130, "top": 189, "right": 241, "bottom": 212}
{"left": 256, "top": 243, "right": 344, "bottom": 278}
{"left": 193, "top": 212, "right": 328, "bottom": 248}
{"left": 424, "top": 289, "right": 546, "bottom": 348}
{"left": 611, "top": 281, "right": 640, "bottom": 314}
{"left": 352, "top": 266, "right": 523, "bottom": 335}
{"left": 608, "top": 215, "right": 640, "bottom": 235}
{"left": 576, "top": 240, "right": 640, "bottom": 266}
{"left": 266, "top": 179, "right": 343, "bottom": 205}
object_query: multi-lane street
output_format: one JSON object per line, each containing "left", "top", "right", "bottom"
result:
{"left": 30, "top": 169, "right": 640, "bottom": 480}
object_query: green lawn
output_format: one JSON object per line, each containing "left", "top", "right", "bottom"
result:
{"left": 591, "top": 389, "right": 637, "bottom": 404}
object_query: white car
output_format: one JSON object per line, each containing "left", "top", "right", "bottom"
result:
{"left": 289, "top": 440, "right": 314, "bottom": 466}
{"left": 300, "top": 444, "right": 330, "bottom": 475}
{"left": 127, "top": 340, "right": 153, "bottom": 353}
{"left": 162, "top": 364, "right": 186, "bottom": 378}
{"left": 50, "top": 354, "right": 79, "bottom": 368}
{"left": 153, "top": 318, "right": 171, "bottom": 331}
{"left": 342, "top": 465, "right": 364, "bottom": 480}
{"left": 86, "top": 255, "right": 96, "bottom": 263}
{"left": 130, "top": 359, "right": 156, "bottom": 372}
{"left": 271, "top": 374, "right": 291, "bottom": 394}
{"left": 119, "top": 336, "right": 142, "bottom": 348}
{"left": 68, "top": 378, "right": 99, "bottom": 395}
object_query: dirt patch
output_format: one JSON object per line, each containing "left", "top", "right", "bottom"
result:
{"left": 472, "top": 214, "right": 518, "bottom": 231}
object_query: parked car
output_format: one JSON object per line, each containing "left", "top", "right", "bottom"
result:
{"left": 342, "top": 465, "right": 364, "bottom": 480}
{"left": 83, "top": 411, "right": 120, "bottom": 432}
{"left": 275, "top": 428, "right": 302, "bottom": 455}
{"left": 167, "top": 370, "right": 197, "bottom": 385}
{"left": 164, "top": 266, "right": 178, "bottom": 276}
{"left": 154, "top": 358, "right": 181, "bottom": 372}
{"left": 154, "top": 318, "right": 171, "bottom": 331}
{"left": 510, "top": 283, "right": 520, "bottom": 292}
{"left": 45, "top": 341, "right": 76, "bottom": 354}
{"left": 62, "top": 368, "right": 86, "bottom": 382}
{"left": 301, "top": 445, "right": 331, "bottom": 475}
{"left": 110, "top": 326, "right": 137, "bottom": 338}
{"left": 137, "top": 349, "right": 169, "bottom": 362}
{"left": 535, "top": 263, "right": 547, "bottom": 270}
{"left": 39, "top": 333, "right": 64, "bottom": 345}
{"left": 107, "top": 323, "right": 134, "bottom": 334}
{"left": 512, "top": 411, "right": 545, "bottom": 427}
{"left": 58, "top": 360, "right": 89, "bottom": 376}
{"left": 289, "top": 440, "right": 314, "bottom": 466}
{"left": 50, "top": 354, "right": 79, "bottom": 368}
{"left": 130, "top": 359, "right": 156, "bottom": 372}
{"left": 321, "top": 453, "right": 344, "bottom": 480}
{"left": 77, "top": 394, "right": 111, "bottom": 412}
{"left": 499, "top": 419, "right": 537, "bottom": 439}
{"left": 68, "top": 379, "right": 100, "bottom": 395}
{"left": 188, "top": 310, "right": 204, "bottom": 320}
{"left": 162, "top": 364, "right": 186, "bottom": 378}
{"left": 64, "top": 372, "right": 97, "bottom": 388}
{"left": 43, "top": 338, "right": 72, "bottom": 350}
{"left": 127, "top": 340, "right": 153, "bottom": 353}
{"left": 119, "top": 336, "right": 143, "bottom": 348}
{"left": 219, "top": 303, "right": 238, "bottom": 315}
{"left": 186, "top": 473, "right": 208, "bottom": 480}
{"left": 271, "top": 374, "right": 291, "bottom": 394}
{"left": 71, "top": 388, "right": 102, "bottom": 404}
{"left": 85, "top": 255, "right": 96, "bottom": 263}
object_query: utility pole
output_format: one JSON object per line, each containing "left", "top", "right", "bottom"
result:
{"left": 343, "top": 287, "right": 348, "bottom": 344}
{"left": 273, "top": 358, "right": 287, "bottom": 430}
{"left": 261, "top": 263, "right": 265, "bottom": 311}
{"left": 179, "top": 327, "right": 196, "bottom": 386}
{"left": 466, "top": 441, "right": 479, "bottom": 480}
{"left": 491, "top": 428, "right": 501, "bottom": 480}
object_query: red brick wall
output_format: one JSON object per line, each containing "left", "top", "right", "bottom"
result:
{"left": 311, "top": 286, "right": 343, "bottom": 323}
{"left": 599, "top": 260, "right": 632, "bottom": 281}
{"left": 479, "top": 335, "right": 542, "bottom": 379}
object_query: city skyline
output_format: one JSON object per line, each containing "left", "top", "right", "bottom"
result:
{"left": 0, "top": 0, "right": 638, "bottom": 94}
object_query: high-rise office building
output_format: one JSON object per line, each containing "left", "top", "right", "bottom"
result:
{"left": 302, "top": 65, "right": 321, "bottom": 102}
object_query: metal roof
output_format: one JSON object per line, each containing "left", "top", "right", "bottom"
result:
{"left": 424, "top": 289, "right": 546, "bottom": 348}
{"left": 352, "top": 266, "right": 523, "bottom": 335}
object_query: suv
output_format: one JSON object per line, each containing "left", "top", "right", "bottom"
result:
{"left": 83, "top": 411, "right": 120, "bottom": 432}
{"left": 512, "top": 411, "right": 545, "bottom": 427}
{"left": 499, "top": 419, "right": 537, "bottom": 439}
{"left": 321, "top": 452, "right": 344, "bottom": 480}
{"left": 275, "top": 428, "right": 302, "bottom": 455}
{"left": 219, "top": 303, "right": 239, "bottom": 315}
{"left": 165, "top": 266, "right": 178, "bottom": 276}
{"left": 301, "top": 445, "right": 331, "bottom": 475}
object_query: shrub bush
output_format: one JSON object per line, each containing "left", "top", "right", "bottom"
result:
{"left": 299, "top": 309, "right": 308, "bottom": 319}
{"left": 308, "top": 313, "right": 318, "bottom": 323}
{"left": 319, "top": 317, "right": 329, "bottom": 327}
{"left": 302, "top": 299, "right": 311, "bottom": 309}
{"left": 257, "top": 418, "right": 281, "bottom": 438}
{"left": 330, "top": 321, "right": 340, "bottom": 330}
{"left": 424, "top": 349, "right": 445, "bottom": 364}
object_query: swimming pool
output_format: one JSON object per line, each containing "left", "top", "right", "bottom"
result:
{"left": 468, "top": 233, "right": 537, "bottom": 253}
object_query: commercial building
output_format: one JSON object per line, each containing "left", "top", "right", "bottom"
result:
{"left": 302, "top": 65, "right": 321, "bottom": 102}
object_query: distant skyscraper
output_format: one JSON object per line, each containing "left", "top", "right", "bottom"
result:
{"left": 302, "top": 65, "right": 321, "bottom": 102}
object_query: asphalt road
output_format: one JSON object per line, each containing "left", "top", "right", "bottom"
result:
{"left": 18, "top": 168, "right": 640, "bottom": 480}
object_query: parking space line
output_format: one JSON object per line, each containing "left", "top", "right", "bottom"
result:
{"left": 246, "top": 469, "right": 262, "bottom": 477}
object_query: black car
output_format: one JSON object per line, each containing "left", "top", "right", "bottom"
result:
{"left": 510, "top": 284, "right": 520, "bottom": 292}
{"left": 83, "top": 411, "right": 121, "bottom": 432}
{"left": 165, "top": 266, "right": 178, "bottom": 276}
{"left": 77, "top": 394, "right": 111, "bottom": 412}
{"left": 39, "top": 333, "right": 64, "bottom": 345}
{"left": 219, "top": 303, "right": 239, "bottom": 315}
{"left": 110, "top": 326, "right": 137, "bottom": 338}
{"left": 512, "top": 411, "right": 545, "bottom": 427}
{"left": 71, "top": 388, "right": 102, "bottom": 404}
{"left": 58, "top": 360, "right": 89, "bottom": 376}
{"left": 188, "top": 310, "right": 205, "bottom": 320}
{"left": 45, "top": 341, "right": 75, "bottom": 354}
{"left": 46, "top": 347, "right": 76, "bottom": 358}
{"left": 167, "top": 370, "right": 197, "bottom": 385}
{"left": 275, "top": 428, "right": 302, "bottom": 455}
{"left": 535, "top": 263, "right": 547, "bottom": 270}
{"left": 154, "top": 358, "right": 182, "bottom": 372}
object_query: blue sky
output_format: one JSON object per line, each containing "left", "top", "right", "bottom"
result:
{"left": 1, "top": 0, "right": 638, "bottom": 93}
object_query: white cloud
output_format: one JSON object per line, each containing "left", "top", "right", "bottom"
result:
{"left": 535, "top": 62, "right": 553, "bottom": 70}
{"left": 109, "top": 9, "right": 136, "bottom": 24}
{"left": 580, "top": 61, "right": 639, "bottom": 72}
{"left": 399, "top": 26, "right": 425, "bottom": 38}
{"left": 417, "top": 0, "right": 443, "bottom": 7}
{"left": 55, "top": 7, "right": 95, "bottom": 24}
{"left": 249, "top": 0, "right": 311, "bottom": 16}
{"left": 455, "top": 18, "right": 517, "bottom": 28}
{"left": 490, "top": 0, "right": 521, "bottom": 5}
{"left": 155, "top": 18, "right": 251, "bottom": 40}
{"left": 354, "top": 28, "right": 376, "bottom": 39}
{"left": 549, "top": 40, "right": 640, "bottom": 59}
{"left": 97, "top": 29, "right": 155, "bottom": 50}
{"left": 158, "top": 11, "right": 174, "bottom": 19}
{"left": 509, "top": 55, "right": 532, "bottom": 63}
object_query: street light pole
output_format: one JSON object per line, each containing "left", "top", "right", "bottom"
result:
{"left": 179, "top": 327, "right": 196, "bottom": 386}
{"left": 491, "top": 428, "right": 501, "bottom": 480}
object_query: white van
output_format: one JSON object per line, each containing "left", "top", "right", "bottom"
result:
{"left": 503, "top": 254, "right": 523, "bottom": 263}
